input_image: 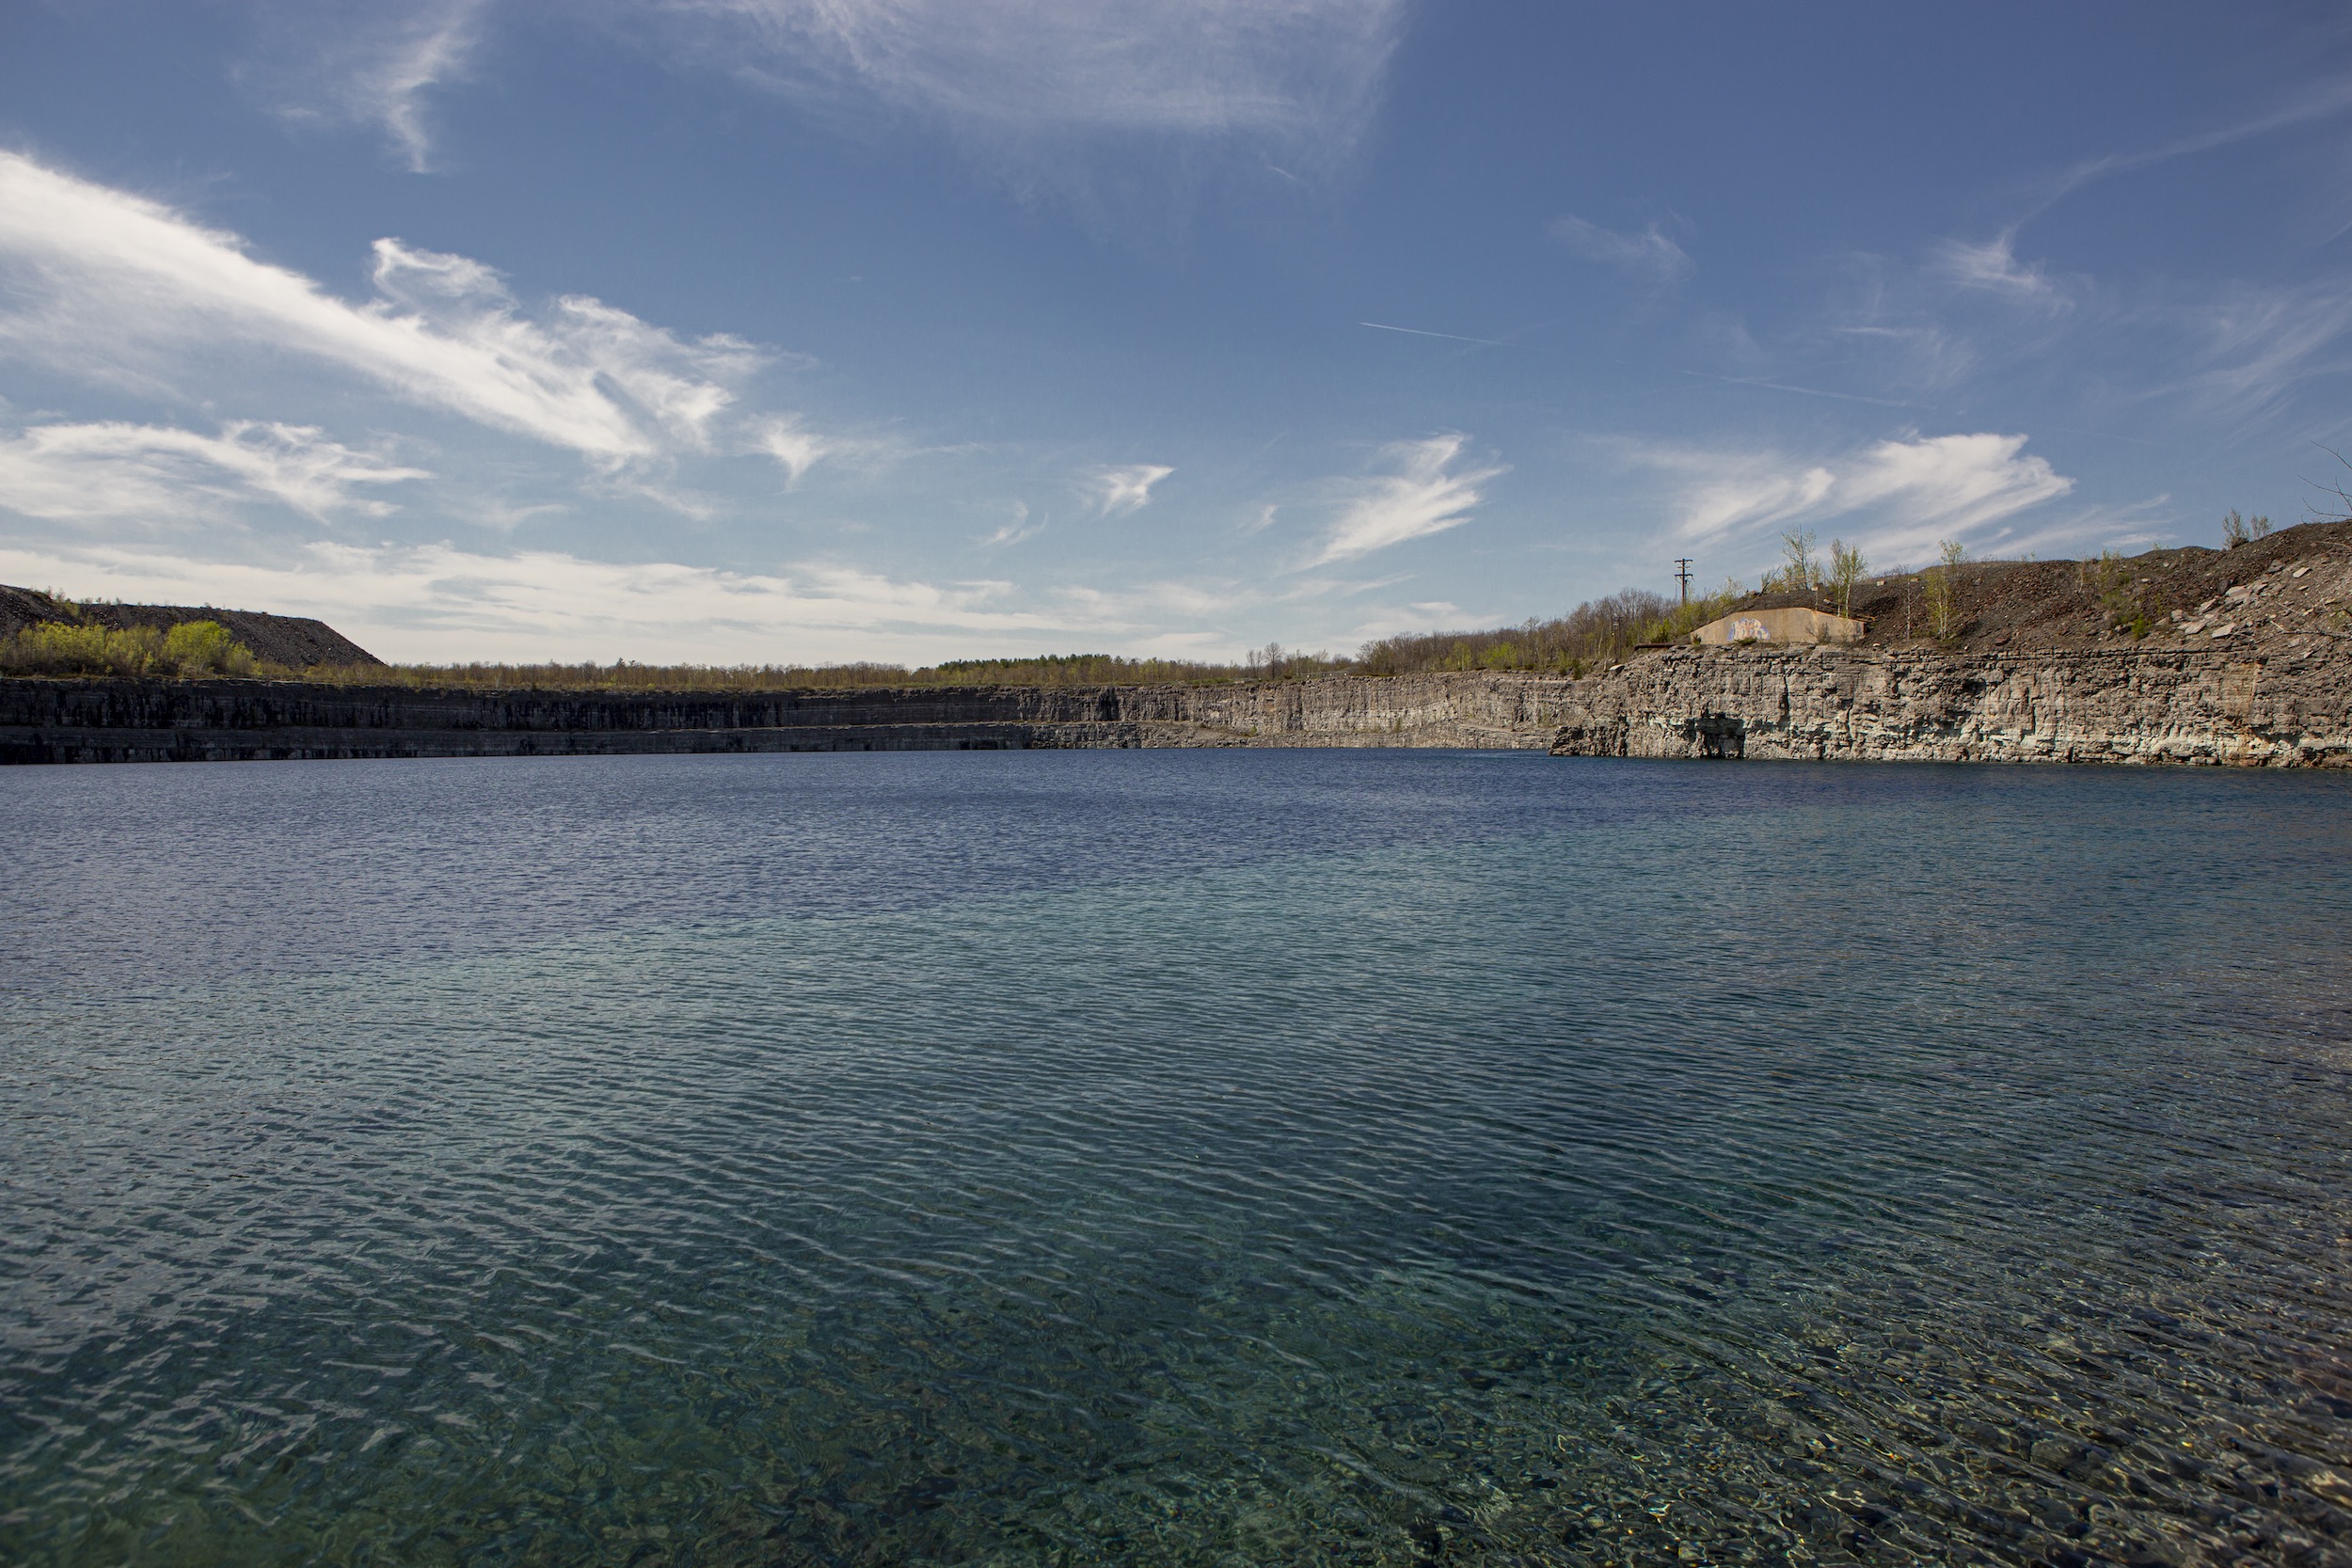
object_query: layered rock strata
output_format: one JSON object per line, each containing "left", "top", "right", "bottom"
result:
{"left": 1548, "top": 645, "right": 2352, "bottom": 767}
{"left": 0, "top": 672, "right": 1583, "bottom": 764}
{"left": 14, "top": 649, "right": 2343, "bottom": 768}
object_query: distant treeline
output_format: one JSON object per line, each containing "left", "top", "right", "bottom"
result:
{"left": 286, "top": 652, "right": 1298, "bottom": 692}
{"left": 4, "top": 582, "right": 1744, "bottom": 689}
{"left": 1356, "top": 585, "right": 1740, "bottom": 677}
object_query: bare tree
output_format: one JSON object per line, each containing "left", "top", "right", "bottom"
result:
{"left": 1828, "top": 539, "right": 1867, "bottom": 618}
{"left": 1775, "top": 530, "right": 1820, "bottom": 595}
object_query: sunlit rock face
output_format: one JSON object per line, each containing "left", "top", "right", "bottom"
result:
{"left": 1549, "top": 645, "right": 2352, "bottom": 767}
{"left": 8, "top": 654, "right": 2346, "bottom": 767}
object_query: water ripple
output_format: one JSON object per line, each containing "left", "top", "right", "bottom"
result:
{"left": 3, "top": 752, "right": 2349, "bottom": 1564}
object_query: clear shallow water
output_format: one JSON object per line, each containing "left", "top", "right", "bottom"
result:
{"left": 3, "top": 751, "right": 2350, "bottom": 1567}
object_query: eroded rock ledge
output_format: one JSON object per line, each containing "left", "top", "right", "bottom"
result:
{"left": 1548, "top": 645, "right": 2352, "bottom": 768}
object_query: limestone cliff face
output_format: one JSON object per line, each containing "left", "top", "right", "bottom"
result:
{"left": 0, "top": 672, "right": 1583, "bottom": 763}
{"left": 1548, "top": 645, "right": 2352, "bottom": 767}
{"left": 21, "top": 653, "right": 2333, "bottom": 767}
{"left": 1125, "top": 673, "right": 1583, "bottom": 748}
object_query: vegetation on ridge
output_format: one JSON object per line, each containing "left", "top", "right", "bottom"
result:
{"left": 0, "top": 619, "right": 258, "bottom": 678}
{"left": 7, "top": 510, "right": 2343, "bottom": 689}
{"left": 264, "top": 585, "right": 1750, "bottom": 692}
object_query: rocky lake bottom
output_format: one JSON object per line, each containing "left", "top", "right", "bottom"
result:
{"left": 3, "top": 750, "right": 2348, "bottom": 1565}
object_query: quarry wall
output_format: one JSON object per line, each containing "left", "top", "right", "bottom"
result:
{"left": 1547, "top": 645, "right": 2352, "bottom": 767}
{"left": 7, "top": 649, "right": 2344, "bottom": 766}
{"left": 0, "top": 672, "right": 1583, "bottom": 763}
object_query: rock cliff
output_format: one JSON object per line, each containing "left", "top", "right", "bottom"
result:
{"left": 0, "top": 672, "right": 1582, "bottom": 763}
{"left": 11, "top": 649, "right": 2343, "bottom": 768}
{"left": 1548, "top": 644, "right": 2352, "bottom": 767}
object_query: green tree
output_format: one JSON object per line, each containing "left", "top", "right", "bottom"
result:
{"left": 1921, "top": 540, "right": 1966, "bottom": 641}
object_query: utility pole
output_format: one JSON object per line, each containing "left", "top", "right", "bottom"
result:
{"left": 1674, "top": 558, "right": 1693, "bottom": 605}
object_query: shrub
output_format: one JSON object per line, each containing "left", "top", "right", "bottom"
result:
{"left": 0, "top": 623, "right": 160, "bottom": 675}
{"left": 162, "top": 620, "right": 256, "bottom": 676}
{"left": 0, "top": 618, "right": 259, "bottom": 678}
{"left": 2078, "top": 549, "right": 2168, "bottom": 639}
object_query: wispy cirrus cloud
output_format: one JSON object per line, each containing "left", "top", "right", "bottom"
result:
{"left": 1310, "top": 433, "right": 1507, "bottom": 565}
{"left": 1548, "top": 214, "right": 1692, "bottom": 286}
{"left": 0, "top": 420, "right": 428, "bottom": 523}
{"left": 2026, "top": 73, "right": 2352, "bottom": 220}
{"left": 245, "top": 0, "right": 489, "bottom": 172}
{"left": 2171, "top": 278, "right": 2352, "bottom": 425}
{"left": 243, "top": 0, "right": 1407, "bottom": 201}
{"left": 980, "top": 501, "right": 1046, "bottom": 547}
{"left": 1626, "top": 431, "right": 2074, "bottom": 564}
{"left": 0, "top": 150, "right": 820, "bottom": 474}
{"left": 1935, "top": 230, "right": 2070, "bottom": 310}
{"left": 677, "top": 0, "right": 1406, "bottom": 166}
{"left": 1082, "top": 462, "right": 1174, "bottom": 517}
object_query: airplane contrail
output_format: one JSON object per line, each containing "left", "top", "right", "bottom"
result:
{"left": 1359, "top": 321, "right": 1515, "bottom": 348}
{"left": 1674, "top": 369, "right": 1919, "bottom": 409}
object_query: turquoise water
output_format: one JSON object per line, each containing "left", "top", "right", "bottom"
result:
{"left": 4, "top": 751, "right": 2350, "bottom": 1566}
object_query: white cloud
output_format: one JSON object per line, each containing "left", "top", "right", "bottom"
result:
{"left": 750, "top": 416, "right": 834, "bottom": 483}
{"left": 1825, "top": 323, "right": 1979, "bottom": 394}
{"left": 245, "top": 0, "right": 1406, "bottom": 198}
{"left": 1310, "top": 433, "right": 1507, "bottom": 565}
{"left": 1629, "top": 431, "right": 2074, "bottom": 563}
{"left": 241, "top": 0, "right": 489, "bottom": 172}
{"left": 679, "top": 0, "right": 1406, "bottom": 166}
{"left": 342, "top": 0, "right": 487, "bottom": 171}
{"left": 981, "top": 501, "right": 1045, "bottom": 547}
{"left": 0, "top": 151, "right": 815, "bottom": 470}
{"left": 1548, "top": 214, "right": 1693, "bottom": 285}
{"left": 2031, "top": 75, "right": 2352, "bottom": 219}
{"left": 1936, "top": 230, "right": 2068, "bottom": 309}
{"left": 1082, "top": 462, "right": 1174, "bottom": 517}
{"left": 2177, "top": 279, "right": 2352, "bottom": 422}
{"left": 0, "top": 538, "right": 1090, "bottom": 665}
{"left": 0, "top": 421, "right": 427, "bottom": 523}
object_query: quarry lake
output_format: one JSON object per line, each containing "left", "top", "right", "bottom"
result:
{"left": 4, "top": 751, "right": 2350, "bottom": 1566}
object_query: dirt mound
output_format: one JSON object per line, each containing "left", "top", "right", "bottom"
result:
{"left": 1733, "top": 517, "right": 2352, "bottom": 661}
{"left": 0, "top": 585, "right": 382, "bottom": 668}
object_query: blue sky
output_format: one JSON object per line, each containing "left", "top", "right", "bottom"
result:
{"left": 2, "top": 2, "right": 2348, "bottom": 663}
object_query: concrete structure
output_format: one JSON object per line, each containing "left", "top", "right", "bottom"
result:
{"left": 1690, "top": 606, "right": 1865, "bottom": 645}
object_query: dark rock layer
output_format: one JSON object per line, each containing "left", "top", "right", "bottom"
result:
{"left": 0, "top": 673, "right": 1582, "bottom": 764}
